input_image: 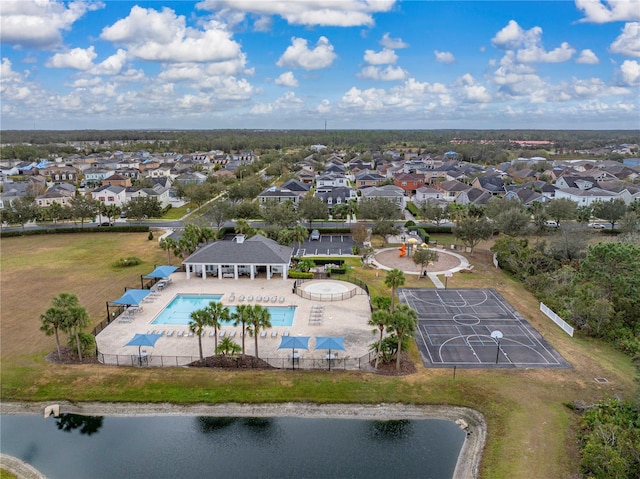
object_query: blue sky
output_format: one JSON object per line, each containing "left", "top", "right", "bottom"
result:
{"left": 1, "top": 0, "right": 639, "bottom": 130}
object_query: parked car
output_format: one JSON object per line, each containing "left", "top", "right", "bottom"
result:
{"left": 98, "top": 221, "right": 113, "bottom": 227}
{"left": 544, "top": 220, "right": 558, "bottom": 228}
{"left": 588, "top": 222, "right": 606, "bottom": 229}
{"left": 310, "top": 229, "right": 320, "bottom": 240}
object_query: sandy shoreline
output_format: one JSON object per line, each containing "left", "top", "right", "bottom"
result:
{"left": 1, "top": 401, "right": 485, "bottom": 479}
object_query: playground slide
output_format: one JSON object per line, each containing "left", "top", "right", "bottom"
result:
{"left": 399, "top": 250, "right": 406, "bottom": 257}
{"left": 399, "top": 245, "right": 406, "bottom": 257}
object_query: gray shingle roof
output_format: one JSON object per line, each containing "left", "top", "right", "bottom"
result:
{"left": 183, "top": 234, "right": 293, "bottom": 265}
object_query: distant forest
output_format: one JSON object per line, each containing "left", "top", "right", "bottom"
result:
{"left": 1, "top": 129, "right": 638, "bottom": 162}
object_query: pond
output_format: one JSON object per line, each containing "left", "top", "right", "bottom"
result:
{"left": 1, "top": 414, "right": 465, "bottom": 479}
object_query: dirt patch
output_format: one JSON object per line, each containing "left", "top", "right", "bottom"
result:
{"left": 45, "top": 347, "right": 99, "bottom": 365}
{"left": 189, "top": 354, "right": 275, "bottom": 369}
{"left": 375, "top": 248, "right": 462, "bottom": 273}
{"left": 370, "top": 352, "right": 418, "bottom": 376}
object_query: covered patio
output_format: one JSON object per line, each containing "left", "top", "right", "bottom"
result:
{"left": 182, "top": 234, "right": 294, "bottom": 281}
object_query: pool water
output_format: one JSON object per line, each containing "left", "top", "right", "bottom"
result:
{"left": 151, "top": 294, "right": 296, "bottom": 327}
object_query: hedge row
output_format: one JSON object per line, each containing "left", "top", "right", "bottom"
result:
{"left": 0, "top": 225, "right": 150, "bottom": 237}
{"left": 288, "top": 271, "right": 314, "bottom": 279}
{"left": 405, "top": 202, "right": 421, "bottom": 217}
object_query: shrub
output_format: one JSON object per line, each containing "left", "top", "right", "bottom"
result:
{"left": 404, "top": 220, "right": 416, "bottom": 228}
{"left": 113, "top": 256, "right": 142, "bottom": 268}
{"left": 288, "top": 271, "right": 314, "bottom": 279}
{"left": 148, "top": 231, "right": 154, "bottom": 241}
{"left": 405, "top": 202, "right": 420, "bottom": 216}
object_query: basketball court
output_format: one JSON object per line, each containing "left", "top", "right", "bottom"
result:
{"left": 398, "top": 288, "right": 570, "bottom": 369}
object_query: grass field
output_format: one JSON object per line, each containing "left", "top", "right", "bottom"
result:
{"left": 0, "top": 232, "right": 636, "bottom": 479}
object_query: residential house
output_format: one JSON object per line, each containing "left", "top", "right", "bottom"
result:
{"left": 35, "top": 183, "right": 75, "bottom": 208}
{"left": 454, "top": 188, "right": 493, "bottom": 206}
{"left": 39, "top": 164, "right": 79, "bottom": 184}
{"left": 472, "top": 175, "right": 506, "bottom": 195}
{"left": 174, "top": 172, "right": 207, "bottom": 186}
{"left": 393, "top": 172, "right": 425, "bottom": 196}
{"left": 554, "top": 187, "right": 618, "bottom": 206}
{"left": 415, "top": 185, "right": 448, "bottom": 204}
{"left": 126, "top": 185, "right": 170, "bottom": 208}
{"left": 554, "top": 176, "right": 595, "bottom": 190}
{"left": 314, "top": 186, "right": 357, "bottom": 210}
{"left": 83, "top": 168, "right": 114, "bottom": 186}
{"left": 360, "top": 185, "right": 406, "bottom": 208}
{"left": 316, "top": 173, "right": 349, "bottom": 191}
{"left": 91, "top": 185, "right": 127, "bottom": 208}
{"left": 280, "top": 179, "right": 311, "bottom": 197}
{"left": 257, "top": 187, "right": 301, "bottom": 206}
{"left": 354, "top": 171, "right": 386, "bottom": 189}
{"left": 434, "top": 179, "right": 471, "bottom": 202}
{"left": 102, "top": 173, "right": 132, "bottom": 188}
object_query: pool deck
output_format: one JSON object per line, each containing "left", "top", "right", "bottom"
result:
{"left": 96, "top": 273, "right": 373, "bottom": 365}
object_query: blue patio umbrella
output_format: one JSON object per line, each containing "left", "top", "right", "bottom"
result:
{"left": 144, "top": 265, "right": 178, "bottom": 279}
{"left": 124, "top": 333, "right": 162, "bottom": 357}
{"left": 112, "top": 289, "right": 151, "bottom": 306}
{"left": 278, "top": 336, "right": 310, "bottom": 369}
{"left": 315, "top": 337, "right": 345, "bottom": 371}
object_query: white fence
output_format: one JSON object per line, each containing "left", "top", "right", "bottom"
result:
{"left": 540, "top": 302, "right": 574, "bottom": 337}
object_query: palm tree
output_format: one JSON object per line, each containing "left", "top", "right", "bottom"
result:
{"left": 384, "top": 268, "right": 406, "bottom": 311}
{"left": 159, "top": 237, "right": 177, "bottom": 265}
{"left": 290, "top": 224, "right": 309, "bottom": 252}
{"left": 205, "top": 301, "right": 230, "bottom": 354}
{"left": 232, "top": 304, "right": 251, "bottom": 355}
{"left": 368, "top": 309, "right": 391, "bottom": 369}
{"left": 216, "top": 337, "right": 241, "bottom": 356}
{"left": 40, "top": 307, "right": 67, "bottom": 360}
{"left": 189, "top": 308, "right": 210, "bottom": 360}
{"left": 248, "top": 304, "right": 272, "bottom": 359}
{"left": 387, "top": 304, "right": 418, "bottom": 371}
{"left": 65, "top": 305, "right": 91, "bottom": 361}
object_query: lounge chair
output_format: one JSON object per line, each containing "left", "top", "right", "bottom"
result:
{"left": 228, "top": 293, "right": 235, "bottom": 302}
{"left": 260, "top": 330, "right": 267, "bottom": 338}
{"left": 177, "top": 330, "right": 184, "bottom": 337}
{"left": 166, "top": 330, "right": 174, "bottom": 337}
{"left": 238, "top": 295, "right": 245, "bottom": 301}
{"left": 209, "top": 330, "right": 216, "bottom": 337}
{"left": 186, "top": 330, "right": 194, "bottom": 337}
{"left": 228, "top": 330, "right": 236, "bottom": 338}
{"left": 255, "top": 295, "right": 262, "bottom": 301}
{"left": 279, "top": 296, "right": 285, "bottom": 303}
{"left": 271, "top": 331, "right": 278, "bottom": 338}
{"left": 247, "top": 295, "right": 253, "bottom": 301}
{"left": 283, "top": 331, "right": 290, "bottom": 337}
{"left": 219, "top": 330, "right": 226, "bottom": 338}
{"left": 271, "top": 296, "right": 277, "bottom": 302}
{"left": 263, "top": 296, "right": 269, "bottom": 303}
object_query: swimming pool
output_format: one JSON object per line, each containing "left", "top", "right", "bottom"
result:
{"left": 151, "top": 294, "right": 296, "bottom": 327}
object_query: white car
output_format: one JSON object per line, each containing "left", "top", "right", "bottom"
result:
{"left": 588, "top": 222, "right": 606, "bottom": 229}
{"left": 544, "top": 220, "right": 558, "bottom": 227}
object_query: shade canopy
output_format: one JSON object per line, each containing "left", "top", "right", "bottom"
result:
{"left": 112, "top": 289, "right": 151, "bottom": 306}
{"left": 125, "top": 333, "right": 162, "bottom": 348}
{"left": 278, "top": 336, "right": 310, "bottom": 350}
{"left": 144, "top": 265, "right": 178, "bottom": 279}
{"left": 315, "top": 337, "right": 345, "bottom": 351}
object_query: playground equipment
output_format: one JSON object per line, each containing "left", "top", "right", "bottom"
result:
{"left": 398, "top": 244, "right": 407, "bottom": 257}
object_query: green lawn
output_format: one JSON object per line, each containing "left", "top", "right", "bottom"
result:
{"left": 0, "top": 232, "right": 636, "bottom": 479}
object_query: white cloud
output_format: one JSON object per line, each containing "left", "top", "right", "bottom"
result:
{"left": 434, "top": 50, "right": 455, "bottom": 64}
{"left": 47, "top": 46, "right": 97, "bottom": 70}
{"left": 620, "top": 59, "right": 640, "bottom": 85}
{"left": 492, "top": 20, "right": 536, "bottom": 50}
{"left": 91, "top": 49, "right": 128, "bottom": 75}
{"left": 576, "top": 49, "right": 600, "bottom": 64}
{"left": 364, "top": 48, "right": 398, "bottom": 65}
{"left": 492, "top": 20, "right": 575, "bottom": 63}
{"left": 275, "top": 71, "right": 299, "bottom": 87}
{"left": 251, "top": 91, "right": 303, "bottom": 114}
{"left": 516, "top": 42, "right": 576, "bottom": 63}
{"left": 358, "top": 65, "right": 407, "bottom": 81}
{"left": 317, "top": 99, "right": 331, "bottom": 114}
{"left": 68, "top": 77, "right": 102, "bottom": 88}
{"left": 0, "top": 0, "right": 103, "bottom": 49}
{"left": 196, "top": 0, "right": 396, "bottom": 27}
{"left": 575, "top": 0, "right": 640, "bottom": 23}
{"left": 276, "top": 36, "right": 337, "bottom": 70}
{"left": 380, "top": 32, "right": 408, "bottom": 49}
{"left": 610, "top": 22, "right": 640, "bottom": 57}
{"left": 100, "top": 6, "right": 242, "bottom": 63}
